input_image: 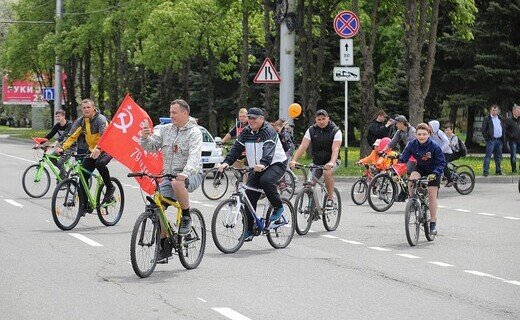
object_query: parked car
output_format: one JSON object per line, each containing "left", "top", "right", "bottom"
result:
{"left": 158, "top": 117, "right": 224, "bottom": 170}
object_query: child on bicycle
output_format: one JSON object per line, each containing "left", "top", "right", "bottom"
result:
{"left": 356, "top": 137, "right": 396, "bottom": 171}
{"left": 398, "top": 123, "right": 446, "bottom": 235}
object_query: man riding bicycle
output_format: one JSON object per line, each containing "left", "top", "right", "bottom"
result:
{"left": 218, "top": 107, "right": 287, "bottom": 241}
{"left": 290, "top": 109, "right": 342, "bottom": 210}
{"left": 45, "top": 109, "right": 72, "bottom": 180}
{"left": 140, "top": 99, "right": 203, "bottom": 260}
{"left": 57, "top": 99, "right": 114, "bottom": 213}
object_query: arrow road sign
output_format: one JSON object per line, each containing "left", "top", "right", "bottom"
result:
{"left": 253, "top": 58, "right": 281, "bottom": 84}
{"left": 333, "top": 67, "right": 360, "bottom": 82}
{"left": 43, "top": 87, "right": 54, "bottom": 101}
{"left": 340, "top": 39, "right": 353, "bottom": 66}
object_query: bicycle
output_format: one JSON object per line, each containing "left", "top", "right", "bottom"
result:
{"left": 51, "top": 154, "right": 124, "bottom": 230}
{"left": 367, "top": 162, "right": 408, "bottom": 212}
{"left": 405, "top": 176, "right": 436, "bottom": 246}
{"left": 292, "top": 164, "right": 342, "bottom": 235}
{"left": 443, "top": 162, "right": 475, "bottom": 195}
{"left": 22, "top": 137, "right": 75, "bottom": 198}
{"left": 351, "top": 164, "right": 378, "bottom": 205}
{"left": 127, "top": 172, "right": 206, "bottom": 277}
{"left": 211, "top": 167, "right": 295, "bottom": 253}
{"left": 202, "top": 165, "right": 297, "bottom": 201}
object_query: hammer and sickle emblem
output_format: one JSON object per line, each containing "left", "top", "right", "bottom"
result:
{"left": 113, "top": 108, "right": 134, "bottom": 133}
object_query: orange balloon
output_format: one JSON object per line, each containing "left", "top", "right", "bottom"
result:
{"left": 288, "top": 103, "right": 302, "bottom": 118}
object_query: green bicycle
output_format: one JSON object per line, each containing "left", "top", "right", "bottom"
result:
{"left": 22, "top": 137, "right": 75, "bottom": 198}
{"left": 51, "top": 154, "right": 124, "bottom": 231}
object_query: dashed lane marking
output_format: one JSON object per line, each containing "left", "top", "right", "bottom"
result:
{"left": 504, "top": 280, "right": 520, "bottom": 286}
{"left": 0, "top": 152, "right": 35, "bottom": 163}
{"left": 428, "top": 261, "right": 454, "bottom": 267}
{"left": 504, "top": 216, "right": 520, "bottom": 221}
{"left": 191, "top": 200, "right": 202, "bottom": 204}
{"left": 396, "top": 254, "right": 421, "bottom": 259}
{"left": 476, "top": 212, "right": 495, "bottom": 216}
{"left": 454, "top": 208, "right": 471, "bottom": 212}
{"left": 464, "top": 270, "right": 505, "bottom": 281}
{"left": 321, "top": 235, "right": 338, "bottom": 239}
{"left": 197, "top": 298, "right": 207, "bottom": 303}
{"left": 4, "top": 199, "right": 23, "bottom": 207}
{"left": 68, "top": 233, "right": 103, "bottom": 247}
{"left": 368, "top": 246, "right": 391, "bottom": 252}
{"left": 202, "top": 204, "right": 215, "bottom": 208}
{"left": 212, "top": 307, "right": 252, "bottom": 320}
{"left": 339, "top": 239, "right": 363, "bottom": 245}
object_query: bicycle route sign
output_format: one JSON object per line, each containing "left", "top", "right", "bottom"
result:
{"left": 333, "top": 10, "right": 360, "bottom": 39}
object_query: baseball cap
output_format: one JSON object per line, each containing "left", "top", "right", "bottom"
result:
{"left": 316, "top": 109, "right": 329, "bottom": 117}
{"left": 247, "top": 107, "right": 264, "bottom": 118}
{"left": 394, "top": 115, "right": 408, "bottom": 123}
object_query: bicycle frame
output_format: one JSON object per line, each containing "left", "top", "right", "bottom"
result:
{"left": 300, "top": 166, "right": 329, "bottom": 215}
{"left": 34, "top": 152, "right": 73, "bottom": 182}
{"left": 151, "top": 192, "right": 183, "bottom": 238}
{"left": 228, "top": 182, "right": 270, "bottom": 232}
{"left": 69, "top": 159, "right": 103, "bottom": 208}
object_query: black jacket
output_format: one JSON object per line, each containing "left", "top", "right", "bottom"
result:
{"left": 481, "top": 115, "right": 505, "bottom": 142}
{"left": 505, "top": 116, "right": 520, "bottom": 142}
{"left": 367, "top": 119, "right": 390, "bottom": 146}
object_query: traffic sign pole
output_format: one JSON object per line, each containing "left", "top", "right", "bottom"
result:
{"left": 344, "top": 80, "right": 348, "bottom": 167}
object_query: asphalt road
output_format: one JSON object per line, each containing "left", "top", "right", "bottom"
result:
{"left": 1, "top": 138, "right": 519, "bottom": 320}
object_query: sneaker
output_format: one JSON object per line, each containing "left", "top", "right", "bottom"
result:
{"left": 270, "top": 206, "right": 284, "bottom": 221}
{"left": 102, "top": 184, "right": 115, "bottom": 204}
{"left": 429, "top": 221, "right": 438, "bottom": 235}
{"left": 242, "top": 229, "right": 254, "bottom": 242}
{"left": 324, "top": 199, "right": 334, "bottom": 210}
{"left": 445, "top": 181, "right": 454, "bottom": 188}
{"left": 178, "top": 215, "right": 192, "bottom": 235}
{"left": 496, "top": 172, "right": 503, "bottom": 175}
{"left": 483, "top": 172, "right": 489, "bottom": 177}
{"left": 157, "top": 239, "right": 173, "bottom": 263}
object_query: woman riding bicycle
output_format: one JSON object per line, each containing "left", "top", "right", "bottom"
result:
{"left": 398, "top": 123, "right": 446, "bottom": 235}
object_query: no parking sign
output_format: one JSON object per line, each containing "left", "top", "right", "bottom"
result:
{"left": 333, "top": 10, "right": 360, "bottom": 39}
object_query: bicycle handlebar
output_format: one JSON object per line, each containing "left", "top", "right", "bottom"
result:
{"left": 293, "top": 163, "right": 327, "bottom": 170}
{"left": 127, "top": 172, "right": 178, "bottom": 179}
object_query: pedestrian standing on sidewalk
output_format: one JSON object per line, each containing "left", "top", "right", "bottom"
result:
{"left": 481, "top": 104, "right": 505, "bottom": 176}
{"left": 505, "top": 104, "right": 520, "bottom": 173}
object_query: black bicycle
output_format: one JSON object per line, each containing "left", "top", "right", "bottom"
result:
{"left": 405, "top": 177, "right": 436, "bottom": 246}
{"left": 444, "top": 162, "right": 475, "bottom": 195}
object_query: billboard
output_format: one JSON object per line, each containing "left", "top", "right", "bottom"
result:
{"left": 2, "top": 74, "right": 66, "bottom": 105}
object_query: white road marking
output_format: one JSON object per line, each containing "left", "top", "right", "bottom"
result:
{"left": 455, "top": 208, "right": 471, "bottom": 212}
{"left": 122, "top": 183, "right": 139, "bottom": 189}
{"left": 212, "top": 308, "right": 251, "bottom": 320}
{"left": 396, "top": 254, "right": 420, "bottom": 259}
{"left": 4, "top": 199, "right": 23, "bottom": 207}
{"left": 308, "top": 230, "right": 316, "bottom": 233}
{"left": 126, "top": 261, "right": 131, "bottom": 264}
{"left": 339, "top": 239, "right": 363, "bottom": 245}
{"left": 476, "top": 212, "right": 495, "bottom": 216}
{"left": 202, "top": 204, "right": 215, "bottom": 208}
{"left": 45, "top": 220, "right": 50, "bottom": 223}
{"left": 0, "top": 152, "right": 36, "bottom": 163}
{"left": 191, "top": 200, "right": 202, "bottom": 204}
{"left": 504, "top": 216, "right": 520, "bottom": 221}
{"left": 428, "top": 261, "right": 453, "bottom": 267}
{"left": 68, "top": 233, "right": 103, "bottom": 247}
{"left": 321, "top": 235, "right": 338, "bottom": 239}
{"left": 368, "top": 246, "right": 391, "bottom": 252}
{"left": 504, "top": 280, "right": 520, "bottom": 286}
{"left": 438, "top": 205, "right": 447, "bottom": 208}
{"left": 197, "top": 298, "right": 207, "bottom": 302}
{"left": 464, "top": 270, "right": 505, "bottom": 281}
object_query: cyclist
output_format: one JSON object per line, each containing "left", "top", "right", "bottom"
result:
{"left": 428, "top": 120, "right": 454, "bottom": 187}
{"left": 221, "top": 108, "right": 249, "bottom": 171}
{"left": 272, "top": 119, "right": 295, "bottom": 161}
{"left": 290, "top": 109, "right": 342, "bottom": 210}
{"left": 217, "top": 107, "right": 287, "bottom": 241}
{"left": 44, "top": 109, "right": 72, "bottom": 179}
{"left": 140, "top": 99, "right": 203, "bottom": 259}
{"left": 398, "top": 123, "right": 446, "bottom": 235}
{"left": 57, "top": 99, "right": 114, "bottom": 212}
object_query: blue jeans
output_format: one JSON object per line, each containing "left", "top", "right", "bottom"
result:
{"left": 510, "top": 140, "right": 520, "bottom": 172}
{"left": 483, "top": 138, "right": 502, "bottom": 174}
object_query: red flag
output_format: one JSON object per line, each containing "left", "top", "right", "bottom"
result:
{"left": 98, "top": 94, "right": 163, "bottom": 194}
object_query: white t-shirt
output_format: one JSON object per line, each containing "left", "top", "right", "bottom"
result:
{"left": 304, "top": 129, "right": 342, "bottom": 142}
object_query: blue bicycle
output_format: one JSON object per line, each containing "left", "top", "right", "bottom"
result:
{"left": 211, "top": 168, "right": 295, "bottom": 253}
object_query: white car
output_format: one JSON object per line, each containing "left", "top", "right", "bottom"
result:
{"left": 158, "top": 117, "right": 224, "bottom": 170}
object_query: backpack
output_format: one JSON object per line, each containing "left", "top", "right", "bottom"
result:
{"left": 457, "top": 137, "right": 467, "bottom": 157}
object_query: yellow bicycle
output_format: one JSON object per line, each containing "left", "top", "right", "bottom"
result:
{"left": 127, "top": 172, "right": 206, "bottom": 278}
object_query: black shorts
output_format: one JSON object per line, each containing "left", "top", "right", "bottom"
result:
{"left": 414, "top": 167, "right": 441, "bottom": 188}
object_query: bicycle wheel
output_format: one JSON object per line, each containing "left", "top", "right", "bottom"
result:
{"left": 367, "top": 173, "right": 396, "bottom": 212}
{"left": 266, "top": 199, "right": 295, "bottom": 249}
{"left": 178, "top": 208, "right": 206, "bottom": 269}
{"left": 322, "top": 188, "right": 342, "bottom": 231}
{"left": 404, "top": 199, "right": 420, "bottom": 246}
{"left": 455, "top": 164, "right": 475, "bottom": 177}
{"left": 96, "top": 177, "right": 125, "bottom": 226}
{"left": 453, "top": 171, "right": 475, "bottom": 195}
{"left": 351, "top": 178, "right": 368, "bottom": 205}
{"left": 51, "top": 178, "right": 82, "bottom": 231}
{"left": 202, "top": 168, "right": 229, "bottom": 200}
{"left": 293, "top": 187, "right": 314, "bottom": 235}
{"left": 211, "top": 198, "right": 246, "bottom": 254}
{"left": 130, "top": 211, "right": 159, "bottom": 278}
{"left": 277, "top": 170, "right": 296, "bottom": 201}
{"left": 22, "top": 164, "right": 51, "bottom": 198}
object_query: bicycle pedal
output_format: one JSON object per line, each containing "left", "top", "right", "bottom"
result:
{"left": 156, "top": 258, "right": 169, "bottom": 264}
